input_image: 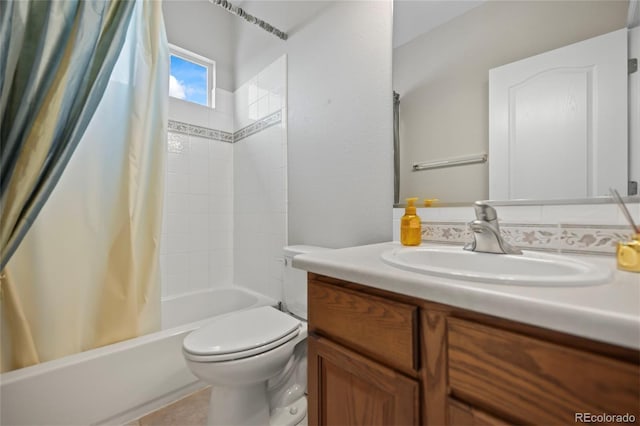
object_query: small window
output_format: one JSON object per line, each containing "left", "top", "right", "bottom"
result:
{"left": 168, "top": 44, "right": 216, "bottom": 108}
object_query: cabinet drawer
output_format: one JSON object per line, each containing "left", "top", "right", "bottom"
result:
{"left": 447, "top": 318, "right": 640, "bottom": 425}
{"left": 308, "top": 280, "right": 418, "bottom": 373}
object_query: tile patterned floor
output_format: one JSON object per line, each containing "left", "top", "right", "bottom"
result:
{"left": 126, "top": 387, "right": 211, "bottom": 426}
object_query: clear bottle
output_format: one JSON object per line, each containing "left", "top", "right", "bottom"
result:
{"left": 401, "top": 197, "right": 421, "bottom": 246}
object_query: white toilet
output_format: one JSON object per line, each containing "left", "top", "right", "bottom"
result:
{"left": 182, "top": 245, "right": 327, "bottom": 426}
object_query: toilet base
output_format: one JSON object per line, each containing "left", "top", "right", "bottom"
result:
{"left": 270, "top": 395, "right": 307, "bottom": 426}
{"left": 207, "top": 383, "right": 269, "bottom": 426}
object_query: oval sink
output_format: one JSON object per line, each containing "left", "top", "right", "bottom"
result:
{"left": 380, "top": 246, "right": 612, "bottom": 286}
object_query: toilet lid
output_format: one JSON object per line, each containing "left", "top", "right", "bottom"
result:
{"left": 183, "top": 306, "right": 301, "bottom": 357}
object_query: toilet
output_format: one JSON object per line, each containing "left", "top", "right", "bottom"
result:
{"left": 182, "top": 245, "right": 327, "bottom": 426}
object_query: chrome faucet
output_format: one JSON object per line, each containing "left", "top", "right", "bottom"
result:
{"left": 464, "top": 201, "right": 522, "bottom": 255}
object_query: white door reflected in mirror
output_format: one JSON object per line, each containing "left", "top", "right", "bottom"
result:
{"left": 489, "top": 28, "right": 628, "bottom": 200}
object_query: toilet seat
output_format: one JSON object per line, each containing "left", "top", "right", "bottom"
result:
{"left": 183, "top": 306, "right": 301, "bottom": 362}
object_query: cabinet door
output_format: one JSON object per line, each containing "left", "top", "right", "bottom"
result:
{"left": 308, "top": 335, "right": 419, "bottom": 426}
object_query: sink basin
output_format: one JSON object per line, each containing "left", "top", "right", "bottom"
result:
{"left": 380, "top": 246, "right": 612, "bottom": 286}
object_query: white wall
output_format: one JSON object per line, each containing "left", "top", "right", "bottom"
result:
{"left": 163, "top": 0, "right": 236, "bottom": 91}
{"left": 394, "top": 0, "right": 628, "bottom": 202}
{"left": 235, "top": 1, "right": 394, "bottom": 248}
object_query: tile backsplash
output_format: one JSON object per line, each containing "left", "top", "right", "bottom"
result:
{"left": 393, "top": 201, "right": 639, "bottom": 255}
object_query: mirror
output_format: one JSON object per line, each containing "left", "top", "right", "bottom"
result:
{"left": 393, "top": 0, "right": 636, "bottom": 205}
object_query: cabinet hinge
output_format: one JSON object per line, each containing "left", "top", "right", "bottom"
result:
{"left": 629, "top": 181, "right": 638, "bottom": 196}
{"left": 629, "top": 58, "right": 638, "bottom": 74}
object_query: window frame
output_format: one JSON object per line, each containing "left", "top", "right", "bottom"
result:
{"left": 168, "top": 44, "right": 216, "bottom": 108}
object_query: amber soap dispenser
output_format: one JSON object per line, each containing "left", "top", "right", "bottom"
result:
{"left": 401, "top": 197, "right": 422, "bottom": 246}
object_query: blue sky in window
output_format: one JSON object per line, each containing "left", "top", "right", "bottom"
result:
{"left": 169, "top": 55, "right": 208, "bottom": 106}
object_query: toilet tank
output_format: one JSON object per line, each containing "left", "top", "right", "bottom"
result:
{"left": 283, "top": 245, "right": 329, "bottom": 320}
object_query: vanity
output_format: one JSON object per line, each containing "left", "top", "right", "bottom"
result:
{"left": 295, "top": 243, "right": 640, "bottom": 425}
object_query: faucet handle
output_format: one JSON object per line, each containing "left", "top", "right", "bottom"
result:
{"left": 473, "top": 201, "right": 497, "bottom": 222}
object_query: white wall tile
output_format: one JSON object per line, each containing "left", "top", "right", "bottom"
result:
{"left": 414, "top": 207, "right": 441, "bottom": 221}
{"left": 209, "top": 217, "right": 232, "bottom": 250}
{"left": 163, "top": 128, "right": 233, "bottom": 300}
{"left": 248, "top": 103, "right": 258, "bottom": 122}
{"left": 497, "top": 205, "right": 543, "bottom": 223}
{"left": 209, "top": 249, "right": 232, "bottom": 286}
{"left": 209, "top": 195, "right": 232, "bottom": 215}
{"left": 187, "top": 194, "right": 209, "bottom": 214}
{"left": 188, "top": 214, "right": 209, "bottom": 250}
{"left": 189, "top": 138, "right": 210, "bottom": 174}
{"left": 258, "top": 56, "right": 285, "bottom": 94}
{"left": 166, "top": 232, "right": 190, "bottom": 254}
{"left": 162, "top": 54, "right": 288, "bottom": 303}
{"left": 168, "top": 132, "right": 188, "bottom": 154}
{"left": 169, "top": 97, "right": 210, "bottom": 128}
{"left": 209, "top": 112, "right": 233, "bottom": 133}
{"left": 214, "top": 88, "right": 234, "bottom": 115}
{"left": 159, "top": 254, "right": 168, "bottom": 279}
{"left": 187, "top": 252, "right": 209, "bottom": 291}
{"left": 164, "top": 213, "right": 189, "bottom": 235}
{"left": 166, "top": 253, "right": 188, "bottom": 277}
{"left": 167, "top": 152, "right": 189, "bottom": 175}
{"left": 188, "top": 159, "right": 209, "bottom": 181}
{"left": 257, "top": 95, "right": 269, "bottom": 119}
{"left": 617, "top": 201, "right": 639, "bottom": 227}
{"left": 188, "top": 174, "right": 209, "bottom": 194}
{"left": 542, "top": 204, "right": 619, "bottom": 225}
{"left": 248, "top": 78, "right": 258, "bottom": 103}
{"left": 234, "top": 121, "right": 287, "bottom": 300}
{"left": 163, "top": 274, "right": 183, "bottom": 298}
{"left": 234, "top": 84, "right": 250, "bottom": 129}
{"left": 167, "top": 172, "right": 188, "bottom": 194}
{"left": 168, "top": 98, "right": 192, "bottom": 123}
{"left": 166, "top": 193, "right": 189, "bottom": 215}
{"left": 209, "top": 177, "right": 232, "bottom": 197}
{"left": 268, "top": 93, "right": 282, "bottom": 114}
{"left": 427, "top": 206, "right": 474, "bottom": 222}
{"left": 160, "top": 235, "right": 168, "bottom": 255}
{"left": 392, "top": 219, "right": 400, "bottom": 241}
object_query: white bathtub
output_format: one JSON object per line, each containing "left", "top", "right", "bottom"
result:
{"left": 0, "top": 286, "right": 277, "bottom": 426}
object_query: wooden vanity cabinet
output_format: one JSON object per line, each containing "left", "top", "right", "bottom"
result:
{"left": 307, "top": 274, "right": 421, "bottom": 425}
{"left": 307, "top": 273, "right": 640, "bottom": 426}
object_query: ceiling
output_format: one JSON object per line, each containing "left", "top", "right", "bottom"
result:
{"left": 393, "top": 0, "right": 485, "bottom": 48}
{"left": 214, "top": 0, "right": 486, "bottom": 48}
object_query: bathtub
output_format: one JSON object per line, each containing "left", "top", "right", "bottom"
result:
{"left": 0, "top": 286, "right": 277, "bottom": 426}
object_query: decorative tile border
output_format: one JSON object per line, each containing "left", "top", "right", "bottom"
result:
{"left": 167, "top": 109, "right": 282, "bottom": 144}
{"left": 234, "top": 110, "right": 282, "bottom": 143}
{"left": 421, "top": 221, "right": 633, "bottom": 256}
{"left": 422, "top": 222, "right": 472, "bottom": 245}
{"left": 168, "top": 120, "right": 233, "bottom": 143}
{"left": 555, "top": 225, "right": 633, "bottom": 255}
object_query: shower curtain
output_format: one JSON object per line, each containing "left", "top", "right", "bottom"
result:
{"left": 0, "top": 0, "right": 168, "bottom": 372}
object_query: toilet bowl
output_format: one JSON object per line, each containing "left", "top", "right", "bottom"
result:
{"left": 182, "top": 246, "right": 328, "bottom": 426}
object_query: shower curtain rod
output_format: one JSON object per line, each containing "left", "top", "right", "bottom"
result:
{"left": 209, "top": 0, "right": 288, "bottom": 40}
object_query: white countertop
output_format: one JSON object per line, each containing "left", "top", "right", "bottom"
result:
{"left": 293, "top": 242, "right": 640, "bottom": 350}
